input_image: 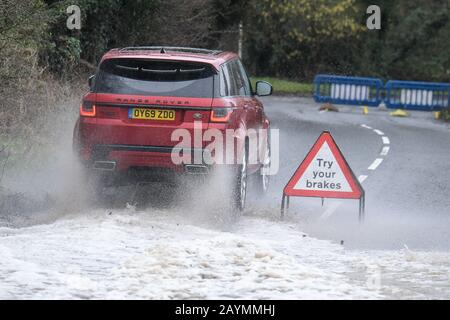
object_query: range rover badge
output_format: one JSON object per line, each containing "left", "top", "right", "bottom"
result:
{"left": 193, "top": 113, "right": 203, "bottom": 120}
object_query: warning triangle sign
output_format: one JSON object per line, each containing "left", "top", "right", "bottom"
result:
{"left": 284, "top": 131, "right": 363, "bottom": 199}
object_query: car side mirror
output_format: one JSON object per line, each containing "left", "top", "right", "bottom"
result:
{"left": 255, "top": 81, "right": 273, "bottom": 96}
{"left": 88, "top": 75, "right": 95, "bottom": 91}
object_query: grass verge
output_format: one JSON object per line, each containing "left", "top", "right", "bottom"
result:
{"left": 251, "top": 77, "right": 313, "bottom": 96}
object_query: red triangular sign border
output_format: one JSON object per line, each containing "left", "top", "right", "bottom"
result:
{"left": 284, "top": 131, "right": 363, "bottom": 199}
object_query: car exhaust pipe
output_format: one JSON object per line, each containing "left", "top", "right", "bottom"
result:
{"left": 93, "top": 161, "right": 116, "bottom": 171}
{"left": 185, "top": 165, "right": 209, "bottom": 175}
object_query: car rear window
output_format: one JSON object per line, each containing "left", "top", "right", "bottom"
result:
{"left": 95, "top": 58, "right": 216, "bottom": 98}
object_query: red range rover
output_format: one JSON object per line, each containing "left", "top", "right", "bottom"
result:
{"left": 73, "top": 47, "right": 273, "bottom": 210}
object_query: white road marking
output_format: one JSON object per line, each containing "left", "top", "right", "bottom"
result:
{"left": 321, "top": 125, "right": 390, "bottom": 220}
{"left": 320, "top": 201, "right": 343, "bottom": 220}
{"left": 368, "top": 158, "right": 383, "bottom": 171}
{"left": 358, "top": 175, "right": 368, "bottom": 183}
{"left": 319, "top": 110, "right": 327, "bottom": 114}
{"left": 380, "top": 146, "right": 390, "bottom": 156}
{"left": 374, "top": 129, "right": 385, "bottom": 136}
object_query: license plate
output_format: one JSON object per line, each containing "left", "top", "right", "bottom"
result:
{"left": 128, "top": 108, "right": 176, "bottom": 121}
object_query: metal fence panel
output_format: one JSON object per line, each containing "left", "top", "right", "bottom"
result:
{"left": 385, "top": 80, "right": 450, "bottom": 111}
{"left": 314, "top": 75, "right": 383, "bottom": 107}
{"left": 313, "top": 75, "right": 450, "bottom": 111}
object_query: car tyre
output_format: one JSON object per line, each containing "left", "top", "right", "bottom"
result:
{"left": 257, "top": 133, "right": 271, "bottom": 193}
{"left": 233, "top": 145, "right": 248, "bottom": 212}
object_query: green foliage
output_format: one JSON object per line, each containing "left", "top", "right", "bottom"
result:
{"left": 357, "top": 0, "right": 450, "bottom": 82}
{"left": 3, "top": 0, "right": 450, "bottom": 84}
{"left": 244, "top": 0, "right": 450, "bottom": 82}
{"left": 0, "top": 0, "right": 50, "bottom": 140}
{"left": 0, "top": 0, "right": 49, "bottom": 82}
{"left": 244, "top": 0, "right": 363, "bottom": 79}
{"left": 40, "top": 0, "right": 160, "bottom": 75}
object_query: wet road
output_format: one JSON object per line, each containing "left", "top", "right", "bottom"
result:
{"left": 258, "top": 96, "right": 450, "bottom": 250}
{"left": 1, "top": 96, "right": 450, "bottom": 299}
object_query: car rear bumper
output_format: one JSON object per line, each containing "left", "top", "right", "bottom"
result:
{"left": 86, "top": 144, "right": 211, "bottom": 174}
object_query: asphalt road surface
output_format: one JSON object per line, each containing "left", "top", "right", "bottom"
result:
{"left": 257, "top": 96, "right": 450, "bottom": 251}
{"left": 1, "top": 96, "right": 450, "bottom": 299}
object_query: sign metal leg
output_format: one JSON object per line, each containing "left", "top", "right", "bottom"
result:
{"left": 362, "top": 195, "right": 366, "bottom": 221}
{"left": 281, "top": 194, "right": 286, "bottom": 219}
{"left": 359, "top": 195, "right": 365, "bottom": 223}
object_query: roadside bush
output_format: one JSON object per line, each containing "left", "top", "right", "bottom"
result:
{"left": 244, "top": 0, "right": 363, "bottom": 79}
{"left": 0, "top": 0, "right": 87, "bottom": 181}
{"left": 1, "top": 0, "right": 48, "bottom": 174}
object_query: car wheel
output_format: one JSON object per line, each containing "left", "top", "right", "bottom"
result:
{"left": 233, "top": 145, "right": 248, "bottom": 212}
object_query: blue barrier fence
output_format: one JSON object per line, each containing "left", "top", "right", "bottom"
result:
{"left": 314, "top": 75, "right": 450, "bottom": 111}
{"left": 385, "top": 81, "right": 450, "bottom": 111}
{"left": 314, "top": 75, "right": 383, "bottom": 107}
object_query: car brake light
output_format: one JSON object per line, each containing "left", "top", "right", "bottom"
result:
{"left": 80, "top": 101, "right": 96, "bottom": 117}
{"left": 210, "top": 107, "right": 233, "bottom": 123}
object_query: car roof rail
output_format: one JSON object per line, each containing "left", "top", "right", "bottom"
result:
{"left": 119, "top": 46, "right": 223, "bottom": 55}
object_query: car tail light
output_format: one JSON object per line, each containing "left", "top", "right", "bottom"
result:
{"left": 80, "top": 101, "right": 96, "bottom": 117}
{"left": 210, "top": 107, "right": 233, "bottom": 123}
